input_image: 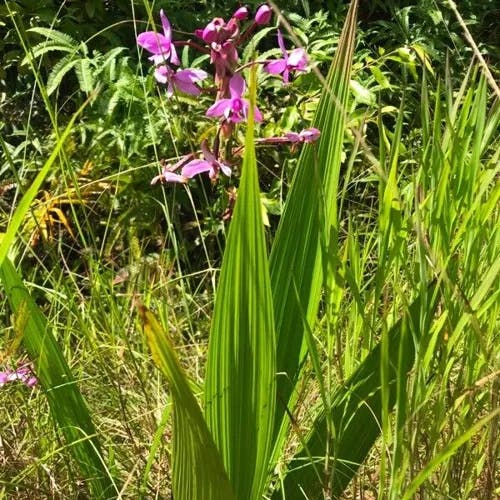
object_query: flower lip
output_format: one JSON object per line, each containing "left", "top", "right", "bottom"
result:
{"left": 206, "top": 73, "right": 263, "bottom": 123}
{"left": 154, "top": 66, "right": 207, "bottom": 96}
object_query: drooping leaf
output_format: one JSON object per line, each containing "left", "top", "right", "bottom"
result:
{"left": 136, "top": 304, "right": 234, "bottom": 500}
{"left": 204, "top": 65, "right": 276, "bottom": 500}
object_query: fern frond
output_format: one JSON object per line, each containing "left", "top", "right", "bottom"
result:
{"left": 27, "top": 27, "right": 78, "bottom": 48}
{"left": 74, "top": 59, "right": 95, "bottom": 93}
{"left": 47, "top": 55, "right": 80, "bottom": 95}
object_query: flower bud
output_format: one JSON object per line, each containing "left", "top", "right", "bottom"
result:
{"left": 255, "top": 4, "right": 272, "bottom": 25}
{"left": 233, "top": 6, "right": 249, "bottom": 20}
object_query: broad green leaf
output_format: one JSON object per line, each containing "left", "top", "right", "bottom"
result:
{"left": 204, "top": 65, "right": 276, "bottom": 500}
{"left": 136, "top": 305, "right": 234, "bottom": 500}
{"left": 269, "top": 0, "right": 358, "bottom": 450}
{"left": 276, "top": 282, "right": 439, "bottom": 499}
{"left": 0, "top": 258, "right": 116, "bottom": 498}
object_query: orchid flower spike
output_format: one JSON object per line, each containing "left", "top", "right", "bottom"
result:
{"left": 182, "top": 140, "right": 232, "bottom": 180}
{"left": 206, "top": 73, "right": 263, "bottom": 123}
{"left": 137, "top": 10, "right": 180, "bottom": 66}
{"left": 154, "top": 65, "right": 208, "bottom": 96}
{"left": 265, "top": 29, "right": 308, "bottom": 84}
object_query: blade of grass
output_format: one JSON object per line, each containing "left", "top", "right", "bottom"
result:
{"left": 401, "top": 408, "right": 500, "bottom": 500}
{"left": 0, "top": 257, "right": 116, "bottom": 498}
{"left": 277, "top": 282, "right": 439, "bottom": 499}
{"left": 203, "top": 64, "right": 276, "bottom": 500}
{"left": 136, "top": 303, "right": 235, "bottom": 500}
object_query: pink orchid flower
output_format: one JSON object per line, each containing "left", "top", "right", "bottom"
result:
{"left": 151, "top": 156, "right": 193, "bottom": 185}
{"left": 285, "top": 127, "right": 321, "bottom": 143}
{"left": 206, "top": 73, "right": 263, "bottom": 123}
{"left": 0, "top": 365, "right": 37, "bottom": 388}
{"left": 154, "top": 65, "right": 208, "bottom": 96}
{"left": 137, "top": 10, "right": 180, "bottom": 66}
{"left": 182, "top": 140, "right": 232, "bottom": 180}
{"left": 265, "top": 29, "right": 308, "bottom": 84}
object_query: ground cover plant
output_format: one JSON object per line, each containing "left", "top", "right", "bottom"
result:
{"left": 0, "top": 0, "right": 499, "bottom": 498}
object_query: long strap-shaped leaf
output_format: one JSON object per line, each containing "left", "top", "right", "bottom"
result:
{"left": 136, "top": 305, "right": 235, "bottom": 500}
{"left": 276, "top": 282, "right": 439, "bottom": 499}
{"left": 204, "top": 66, "right": 276, "bottom": 500}
{"left": 0, "top": 258, "right": 116, "bottom": 498}
{"left": 269, "top": 0, "right": 358, "bottom": 448}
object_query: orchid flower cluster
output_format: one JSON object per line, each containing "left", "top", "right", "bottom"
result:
{"left": 137, "top": 4, "right": 320, "bottom": 185}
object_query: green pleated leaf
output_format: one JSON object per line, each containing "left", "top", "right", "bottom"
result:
{"left": 0, "top": 257, "right": 116, "bottom": 498}
{"left": 269, "top": 0, "right": 359, "bottom": 447}
{"left": 277, "top": 282, "right": 439, "bottom": 499}
{"left": 204, "top": 66, "right": 276, "bottom": 500}
{"left": 136, "top": 304, "right": 234, "bottom": 500}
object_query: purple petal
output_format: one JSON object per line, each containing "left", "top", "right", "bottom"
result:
{"left": 288, "top": 48, "right": 308, "bottom": 70}
{"left": 175, "top": 79, "right": 200, "bottom": 95}
{"left": 137, "top": 32, "right": 170, "bottom": 55}
{"left": 169, "top": 43, "right": 180, "bottom": 66}
{"left": 277, "top": 29, "right": 287, "bottom": 56}
{"left": 285, "top": 132, "right": 301, "bottom": 143}
{"left": 172, "top": 69, "right": 207, "bottom": 96}
{"left": 160, "top": 10, "right": 172, "bottom": 42}
{"left": 154, "top": 65, "right": 169, "bottom": 84}
{"left": 151, "top": 169, "right": 187, "bottom": 184}
{"left": 182, "top": 159, "right": 213, "bottom": 178}
{"left": 265, "top": 59, "right": 287, "bottom": 75}
{"left": 283, "top": 68, "right": 290, "bottom": 84}
{"left": 253, "top": 105, "right": 263, "bottom": 122}
{"left": 176, "top": 69, "right": 208, "bottom": 82}
{"left": 206, "top": 99, "right": 232, "bottom": 118}
{"left": 200, "top": 140, "right": 216, "bottom": 163}
{"left": 229, "top": 73, "right": 245, "bottom": 99}
{"left": 202, "top": 22, "right": 218, "bottom": 44}
{"left": 220, "top": 163, "right": 232, "bottom": 177}
{"left": 300, "top": 127, "right": 321, "bottom": 142}
{"left": 163, "top": 171, "right": 188, "bottom": 183}
{"left": 202, "top": 18, "right": 225, "bottom": 44}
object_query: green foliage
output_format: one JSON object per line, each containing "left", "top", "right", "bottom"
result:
{"left": 0, "top": 257, "right": 116, "bottom": 498}
{"left": 1, "top": 0, "right": 498, "bottom": 498}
